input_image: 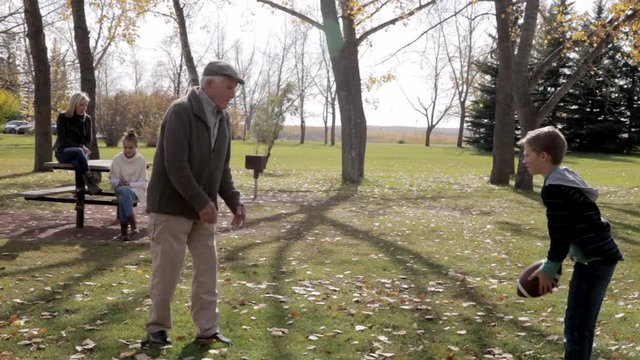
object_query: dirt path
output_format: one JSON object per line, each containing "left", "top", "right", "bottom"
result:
{"left": 0, "top": 205, "right": 150, "bottom": 242}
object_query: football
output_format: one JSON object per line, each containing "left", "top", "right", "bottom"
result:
{"left": 516, "top": 259, "right": 557, "bottom": 298}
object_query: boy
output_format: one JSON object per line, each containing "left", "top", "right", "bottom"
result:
{"left": 519, "top": 126, "right": 623, "bottom": 359}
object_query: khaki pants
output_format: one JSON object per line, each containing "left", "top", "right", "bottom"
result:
{"left": 145, "top": 213, "right": 219, "bottom": 338}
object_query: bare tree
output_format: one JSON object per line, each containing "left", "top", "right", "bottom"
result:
{"left": 258, "top": 0, "right": 435, "bottom": 183}
{"left": 252, "top": 24, "right": 298, "bottom": 157}
{"left": 23, "top": 0, "right": 52, "bottom": 171}
{"left": 172, "top": 0, "right": 198, "bottom": 87}
{"left": 292, "top": 24, "right": 316, "bottom": 144}
{"left": 441, "top": 1, "right": 490, "bottom": 147}
{"left": 404, "top": 30, "right": 456, "bottom": 147}
{"left": 155, "top": 35, "right": 187, "bottom": 96}
{"left": 230, "top": 40, "right": 268, "bottom": 141}
{"left": 129, "top": 44, "right": 145, "bottom": 92}
{"left": 309, "top": 31, "right": 337, "bottom": 145}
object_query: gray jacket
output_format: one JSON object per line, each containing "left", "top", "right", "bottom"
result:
{"left": 146, "top": 87, "right": 241, "bottom": 219}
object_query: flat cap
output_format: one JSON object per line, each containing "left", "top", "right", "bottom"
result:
{"left": 202, "top": 60, "right": 245, "bottom": 85}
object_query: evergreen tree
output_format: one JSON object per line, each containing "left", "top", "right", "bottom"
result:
{"left": 621, "top": 59, "right": 640, "bottom": 153}
{"left": 561, "top": 1, "right": 627, "bottom": 152}
{"left": 531, "top": 0, "right": 576, "bottom": 128}
{"left": 465, "top": 58, "right": 498, "bottom": 151}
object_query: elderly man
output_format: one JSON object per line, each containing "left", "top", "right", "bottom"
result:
{"left": 144, "top": 60, "right": 246, "bottom": 346}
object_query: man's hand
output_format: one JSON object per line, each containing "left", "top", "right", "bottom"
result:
{"left": 118, "top": 177, "right": 130, "bottom": 186}
{"left": 81, "top": 145, "right": 91, "bottom": 156}
{"left": 529, "top": 269, "right": 556, "bottom": 295}
{"left": 199, "top": 202, "right": 218, "bottom": 224}
{"left": 231, "top": 204, "right": 246, "bottom": 229}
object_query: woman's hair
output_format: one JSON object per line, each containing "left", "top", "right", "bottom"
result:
{"left": 64, "top": 92, "right": 90, "bottom": 117}
{"left": 122, "top": 129, "right": 138, "bottom": 147}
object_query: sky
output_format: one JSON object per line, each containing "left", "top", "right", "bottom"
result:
{"left": 129, "top": 0, "right": 595, "bottom": 129}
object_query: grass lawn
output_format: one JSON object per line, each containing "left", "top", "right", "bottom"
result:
{"left": 0, "top": 134, "right": 639, "bottom": 359}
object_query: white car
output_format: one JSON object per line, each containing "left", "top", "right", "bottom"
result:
{"left": 3, "top": 120, "right": 30, "bottom": 134}
{"left": 16, "top": 122, "right": 34, "bottom": 134}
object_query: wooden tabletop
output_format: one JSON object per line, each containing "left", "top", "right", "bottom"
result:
{"left": 45, "top": 160, "right": 113, "bottom": 172}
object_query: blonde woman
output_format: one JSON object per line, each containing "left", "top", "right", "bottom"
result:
{"left": 52, "top": 92, "right": 102, "bottom": 195}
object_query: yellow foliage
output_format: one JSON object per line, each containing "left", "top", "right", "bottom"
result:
{"left": 571, "top": 31, "right": 587, "bottom": 42}
{"left": 363, "top": 73, "right": 396, "bottom": 92}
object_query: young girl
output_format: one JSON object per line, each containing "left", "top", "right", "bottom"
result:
{"left": 53, "top": 92, "right": 102, "bottom": 195}
{"left": 109, "top": 129, "right": 147, "bottom": 241}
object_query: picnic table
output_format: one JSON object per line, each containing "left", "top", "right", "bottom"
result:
{"left": 19, "top": 159, "right": 148, "bottom": 229}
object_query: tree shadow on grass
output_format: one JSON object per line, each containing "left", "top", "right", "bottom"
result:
{"left": 0, "top": 171, "right": 35, "bottom": 181}
{"left": 222, "top": 185, "right": 621, "bottom": 358}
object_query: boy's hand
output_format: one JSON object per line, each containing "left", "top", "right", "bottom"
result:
{"left": 529, "top": 269, "right": 556, "bottom": 295}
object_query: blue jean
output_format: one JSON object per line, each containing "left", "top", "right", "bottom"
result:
{"left": 56, "top": 147, "right": 89, "bottom": 189}
{"left": 115, "top": 186, "right": 138, "bottom": 224}
{"left": 564, "top": 261, "right": 617, "bottom": 359}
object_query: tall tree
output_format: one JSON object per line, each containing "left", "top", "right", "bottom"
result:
{"left": 494, "top": 0, "right": 640, "bottom": 190}
{"left": 441, "top": 0, "right": 489, "bottom": 147}
{"left": 405, "top": 29, "right": 456, "bottom": 147}
{"left": 23, "top": 0, "right": 52, "bottom": 171}
{"left": 293, "top": 25, "right": 314, "bottom": 145}
{"left": 258, "top": 0, "right": 434, "bottom": 183}
{"left": 490, "top": 0, "right": 515, "bottom": 185}
{"left": 70, "top": 0, "right": 99, "bottom": 159}
{"left": 310, "top": 31, "right": 337, "bottom": 146}
{"left": 172, "top": 0, "right": 198, "bottom": 87}
{"left": 231, "top": 40, "right": 267, "bottom": 141}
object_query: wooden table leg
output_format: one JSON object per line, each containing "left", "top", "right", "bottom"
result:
{"left": 76, "top": 189, "right": 85, "bottom": 228}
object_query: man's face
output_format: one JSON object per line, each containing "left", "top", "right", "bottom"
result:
{"left": 203, "top": 77, "right": 238, "bottom": 110}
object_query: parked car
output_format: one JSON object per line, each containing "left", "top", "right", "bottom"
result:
{"left": 51, "top": 123, "right": 57, "bottom": 135}
{"left": 16, "top": 122, "right": 34, "bottom": 134}
{"left": 3, "top": 120, "right": 30, "bottom": 134}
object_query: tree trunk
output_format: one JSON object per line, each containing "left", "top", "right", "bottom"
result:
{"left": 330, "top": 98, "right": 336, "bottom": 146}
{"left": 456, "top": 105, "right": 465, "bottom": 148}
{"left": 71, "top": 0, "right": 100, "bottom": 159}
{"left": 425, "top": 126, "right": 433, "bottom": 147}
{"left": 321, "top": 0, "right": 366, "bottom": 183}
{"left": 299, "top": 94, "right": 305, "bottom": 144}
{"left": 511, "top": 0, "right": 540, "bottom": 191}
{"left": 490, "top": 0, "right": 515, "bottom": 186}
{"left": 24, "top": 0, "right": 52, "bottom": 172}
{"left": 173, "top": 0, "right": 198, "bottom": 87}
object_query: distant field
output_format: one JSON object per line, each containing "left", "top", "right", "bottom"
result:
{"left": 1, "top": 134, "right": 638, "bottom": 359}
{"left": 279, "top": 125, "right": 462, "bottom": 145}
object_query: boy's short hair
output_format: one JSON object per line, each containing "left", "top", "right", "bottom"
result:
{"left": 518, "top": 126, "right": 567, "bottom": 165}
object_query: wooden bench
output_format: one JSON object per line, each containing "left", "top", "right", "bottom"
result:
{"left": 20, "top": 185, "right": 138, "bottom": 228}
{"left": 19, "top": 159, "right": 146, "bottom": 229}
